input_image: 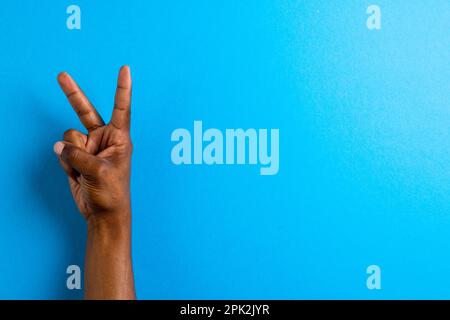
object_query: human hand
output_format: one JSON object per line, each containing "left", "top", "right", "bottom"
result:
{"left": 53, "top": 66, "right": 133, "bottom": 225}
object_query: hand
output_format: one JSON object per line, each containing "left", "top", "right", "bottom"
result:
{"left": 53, "top": 66, "right": 133, "bottom": 225}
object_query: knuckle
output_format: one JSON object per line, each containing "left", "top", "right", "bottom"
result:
{"left": 69, "top": 149, "right": 79, "bottom": 161}
{"left": 63, "top": 129, "right": 78, "bottom": 141}
{"left": 63, "top": 147, "right": 79, "bottom": 162}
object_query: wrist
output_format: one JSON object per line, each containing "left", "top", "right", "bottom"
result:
{"left": 87, "top": 208, "right": 132, "bottom": 239}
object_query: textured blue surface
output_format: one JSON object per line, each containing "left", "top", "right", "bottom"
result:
{"left": 1, "top": 0, "right": 450, "bottom": 299}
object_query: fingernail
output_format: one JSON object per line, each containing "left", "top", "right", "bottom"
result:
{"left": 57, "top": 72, "right": 67, "bottom": 81}
{"left": 53, "top": 142, "right": 65, "bottom": 156}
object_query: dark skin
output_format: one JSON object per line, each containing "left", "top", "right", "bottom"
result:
{"left": 53, "top": 66, "right": 136, "bottom": 300}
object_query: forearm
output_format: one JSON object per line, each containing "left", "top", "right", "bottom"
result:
{"left": 55, "top": 66, "right": 135, "bottom": 300}
{"left": 85, "top": 211, "right": 136, "bottom": 300}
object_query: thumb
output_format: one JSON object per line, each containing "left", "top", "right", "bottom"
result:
{"left": 54, "top": 141, "right": 104, "bottom": 176}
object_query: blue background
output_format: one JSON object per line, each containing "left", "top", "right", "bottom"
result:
{"left": 0, "top": 0, "right": 450, "bottom": 299}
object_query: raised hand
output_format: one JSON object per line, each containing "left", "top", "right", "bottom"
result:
{"left": 53, "top": 66, "right": 132, "bottom": 224}
{"left": 53, "top": 66, "right": 135, "bottom": 300}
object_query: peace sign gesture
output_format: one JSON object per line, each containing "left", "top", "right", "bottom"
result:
{"left": 53, "top": 66, "right": 133, "bottom": 223}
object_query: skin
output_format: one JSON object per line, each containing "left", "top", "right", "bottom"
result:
{"left": 53, "top": 66, "right": 136, "bottom": 300}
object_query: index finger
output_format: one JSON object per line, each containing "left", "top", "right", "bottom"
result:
{"left": 57, "top": 72, "right": 105, "bottom": 132}
{"left": 110, "top": 66, "right": 132, "bottom": 131}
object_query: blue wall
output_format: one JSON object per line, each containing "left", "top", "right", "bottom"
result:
{"left": 1, "top": 0, "right": 450, "bottom": 299}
